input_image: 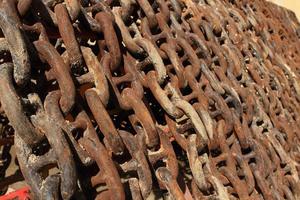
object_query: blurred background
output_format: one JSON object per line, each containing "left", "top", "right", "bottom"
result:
{"left": 269, "top": 0, "right": 300, "bottom": 20}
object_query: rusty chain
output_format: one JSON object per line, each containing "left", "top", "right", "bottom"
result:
{"left": 0, "top": 0, "right": 299, "bottom": 199}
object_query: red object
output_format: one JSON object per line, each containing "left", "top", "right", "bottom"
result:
{"left": 0, "top": 187, "right": 31, "bottom": 200}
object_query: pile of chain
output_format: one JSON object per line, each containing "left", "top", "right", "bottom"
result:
{"left": 0, "top": 0, "right": 300, "bottom": 199}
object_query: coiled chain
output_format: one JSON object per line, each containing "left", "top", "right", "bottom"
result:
{"left": 0, "top": 0, "right": 299, "bottom": 199}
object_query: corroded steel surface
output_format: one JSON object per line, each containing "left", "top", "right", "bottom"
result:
{"left": 0, "top": 0, "right": 300, "bottom": 199}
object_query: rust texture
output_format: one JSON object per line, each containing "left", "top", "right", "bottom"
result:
{"left": 0, "top": 0, "right": 299, "bottom": 199}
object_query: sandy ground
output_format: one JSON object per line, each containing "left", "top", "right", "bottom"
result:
{"left": 269, "top": 0, "right": 300, "bottom": 20}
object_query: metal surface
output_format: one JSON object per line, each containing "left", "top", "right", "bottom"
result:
{"left": 0, "top": 0, "right": 299, "bottom": 199}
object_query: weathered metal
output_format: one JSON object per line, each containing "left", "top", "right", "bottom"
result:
{"left": 0, "top": 0, "right": 299, "bottom": 199}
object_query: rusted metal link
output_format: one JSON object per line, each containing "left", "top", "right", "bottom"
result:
{"left": 0, "top": 63, "right": 44, "bottom": 146}
{"left": 0, "top": 0, "right": 31, "bottom": 86}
